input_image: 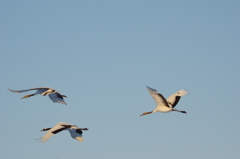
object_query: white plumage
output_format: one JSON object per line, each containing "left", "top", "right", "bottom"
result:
{"left": 38, "top": 122, "right": 89, "bottom": 143}
{"left": 140, "top": 86, "right": 189, "bottom": 116}
{"left": 8, "top": 87, "right": 67, "bottom": 105}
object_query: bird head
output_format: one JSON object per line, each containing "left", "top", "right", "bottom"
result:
{"left": 21, "top": 95, "right": 29, "bottom": 99}
{"left": 21, "top": 94, "right": 34, "bottom": 99}
{"left": 39, "top": 128, "right": 51, "bottom": 132}
{"left": 140, "top": 112, "right": 148, "bottom": 117}
{"left": 139, "top": 111, "right": 152, "bottom": 117}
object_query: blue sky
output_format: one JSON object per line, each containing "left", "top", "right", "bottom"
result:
{"left": 1, "top": 0, "right": 239, "bottom": 159}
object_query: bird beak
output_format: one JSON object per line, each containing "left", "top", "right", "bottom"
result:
{"left": 139, "top": 111, "right": 152, "bottom": 117}
{"left": 140, "top": 112, "right": 149, "bottom": 117}
{"left": 21, "top": 96, "right": 27, "bottom": 99}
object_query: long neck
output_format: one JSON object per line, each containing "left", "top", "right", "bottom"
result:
{"left": 145, "top": 111, "right": 153, "bottom": 114}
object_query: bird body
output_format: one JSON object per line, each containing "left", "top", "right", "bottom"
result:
{"left": 38, "top": 122, "right": 88, "bottom": 143}
{"left": 8, "top": 87, "right": 67, "bottom": 105}
{"left": 140, "top": 86, "right": 189, "bottom": 116}
{"left": 152, "top": 105, "right": 173, "bottom": 113}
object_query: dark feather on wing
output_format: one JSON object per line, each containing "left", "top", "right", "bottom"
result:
{"left": 75, "top": 129, "right": 83, "bottom": 135}
{"left": 157, "top": 93, "right": 170, "bottom": 107}
{"left": 55, "top": 93, "right": 63, "bottom": 99}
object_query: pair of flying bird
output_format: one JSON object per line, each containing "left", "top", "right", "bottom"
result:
{"left": 8, "top": 87, "right": 88, "bottom": 143}
{"left": 8, "top": 86, "right": 189, "bottom": 143}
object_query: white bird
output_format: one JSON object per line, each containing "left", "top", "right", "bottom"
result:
{"left": 38, "top": 122, "right": 89, "bottom": 143}
{"left": 8, "top": 87, "right": 67, "bottom": 105}
{"left": 140, "top": 86, "right": 189, "bottom": 116}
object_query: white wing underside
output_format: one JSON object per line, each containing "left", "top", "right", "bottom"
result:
{"left": 167, "top": 89, "right": 189, "bottom": 107}
{"left": 38, "top": 122, "right": 72, "bottom": 143}
{"left": 147, "top": 86, "right": 189, "bottom": 109}
{"left": 8, "top": 87, "right": 51, "bottom": 93}
{"left": 48, "top": 93, "right": 67, "bottom": 105}
{"left": 146, "top": 87, "right": 169, "bottom": 107}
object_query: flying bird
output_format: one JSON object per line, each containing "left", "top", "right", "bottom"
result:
{"left": 140, "top": 86, "right": 189, "bottom": 116}
{"left": 8, "top": 87, "right": 67, "bottom": 105}
{"left": 38, "top": 122, "right": 89, "bottom": 143}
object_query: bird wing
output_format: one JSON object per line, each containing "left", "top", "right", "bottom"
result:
{"left": 48, "top": 93, "right": 67, "bottom": 105}
{"left": 69, "top": 128, "right": 84, "bottom": 142}
{"left": 146, "top": 86, "right": 170, "bottom": 107}
{"left": 8, "top": 88, "right": 33, "bottom": 93}
{"left": 167, "top": 89, "right": 189, "bottom": 108}
{"left": 8, "top": 87, "right": 50, "bottom": 93}
{"left": 38, "top": 122, "right": 72, "bottom": 143}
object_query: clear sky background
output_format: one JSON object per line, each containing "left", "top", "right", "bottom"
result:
{"left": 1, "top": 0, "right": 239, "bottom": 159}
